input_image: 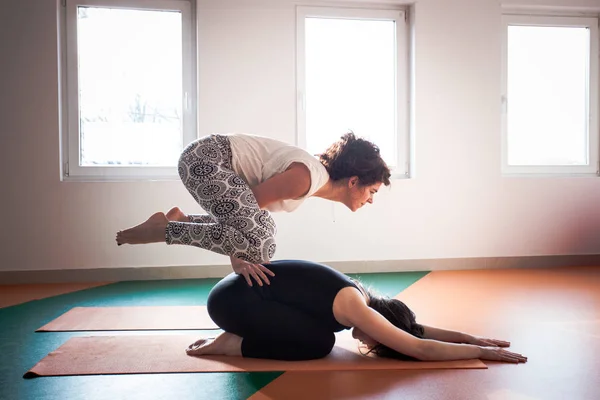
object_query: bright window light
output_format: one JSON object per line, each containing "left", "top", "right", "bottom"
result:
{"left": 77, "top": 7, "right": 183, "bottom": 167}
{"left": 507, "top": 25, "right": 589, "bottom": 166}
{"left": 304, "top": 16, "right": 398, "bottom": 167}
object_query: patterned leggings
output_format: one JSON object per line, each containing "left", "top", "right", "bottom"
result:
{"left": 165, "top": 135, "right": 277, "bottom": 263}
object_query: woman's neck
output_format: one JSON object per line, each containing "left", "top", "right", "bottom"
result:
{"left": 312, "top": 178, "right": 345, "bottom": 203}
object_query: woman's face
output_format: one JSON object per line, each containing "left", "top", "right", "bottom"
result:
{"left": 345, "top": 179, "right": 382, "bottom": 212}
{"left": 352, "top": 327, "right": 378, "bottom": 348}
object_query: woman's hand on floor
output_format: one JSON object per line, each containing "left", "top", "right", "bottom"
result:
{"left": 478, "top": 346, "right": 528, "bottom": 363}
{"left": 230, "top": 256, "right": 275, "bottom": 287}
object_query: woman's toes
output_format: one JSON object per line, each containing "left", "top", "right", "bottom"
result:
{"left": 187, "top": 338, "right": 206, "bottom": 351}
{"left": 188, "top": 339, "right": 204, "bottom": 350}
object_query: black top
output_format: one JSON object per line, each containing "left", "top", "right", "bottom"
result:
{"left": 259, "top": 260, "right": 359, "bottom": 332}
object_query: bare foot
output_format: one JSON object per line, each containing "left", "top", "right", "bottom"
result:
{"left": 116, "top": 212, "right": 169, "bottom": 245}
{"left": 166, "top": 206, "right": 189, "bottom": 222}
{"left": 186, "top": 332, "right": 243, "bottom": 357}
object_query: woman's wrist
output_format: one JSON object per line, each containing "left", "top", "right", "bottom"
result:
{"left": 472, "top": 344, "right": 484, "bottom": 359}
{"left": 461, "top": 333, "right": 475, "bottom": 344}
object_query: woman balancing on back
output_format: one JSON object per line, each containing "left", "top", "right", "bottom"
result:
{"left": 116, "top": 132, "right": 390, "bottom": 284}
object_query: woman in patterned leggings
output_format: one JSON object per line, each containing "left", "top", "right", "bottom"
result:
{"left": 116, "top": 132, "right": 391, "bottom": 285}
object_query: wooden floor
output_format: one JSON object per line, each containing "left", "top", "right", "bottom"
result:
{"left": 1, "top": 267, "right": 598, "bottom": 399}
{"left": 251, "top": 266, "right": 600, "bottom": 400}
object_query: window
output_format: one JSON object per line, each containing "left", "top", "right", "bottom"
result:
{"left": 60, "top": 0, "right": 195, "bottom": 180}
{"left": 501, "top": 14, "right": 599, "bottom": 175}
{"left": 296, "top": 7, "right": 409, "bottom": 176}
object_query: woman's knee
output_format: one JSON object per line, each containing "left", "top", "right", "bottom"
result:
{"left": 253, "top": 233, "right": 277, "bottom": 263}
{"left": 233, "top": 236, "right": 277, "bottom": 264}
{"left": 228, "top": 213, "right": 277, "bottom": 263}
{"left": 309, "top": 332, "right": 336, "bottom": 359}
{"left": 206, "top": 274, "right": 244, "bottom": 325}
{"left": 249, "top": 211, "right": 277, "bottom": 262}
{"left": 255, "top": 210, "right": 277, "bottom": 237}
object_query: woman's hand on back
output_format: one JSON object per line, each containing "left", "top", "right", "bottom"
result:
{"left": 230, "top": 256, "right": 275, "bottom": 287}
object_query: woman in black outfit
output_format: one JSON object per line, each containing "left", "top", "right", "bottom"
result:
{"left": 186, "top": 260, "right": 527, "bottom": 364}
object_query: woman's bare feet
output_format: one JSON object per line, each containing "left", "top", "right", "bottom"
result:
{"left": 116, "top": 212, "right": 169, "bottom": 245}
{"left": 186, "top": 332, "right": 243, "bottom": 357}
{"left": 166, "top": 206, "right": 190, "bottom": 222}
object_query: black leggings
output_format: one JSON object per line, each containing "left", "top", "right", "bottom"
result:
{"left": 207, "top": 272, "right": 336, "bottom": 361}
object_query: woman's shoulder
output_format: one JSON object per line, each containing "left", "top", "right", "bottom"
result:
{"left": 332, "top": 286, "right": 368, "bottom": 327}
{"left": 267, "top": 148, "right": 329, "bottom": 193}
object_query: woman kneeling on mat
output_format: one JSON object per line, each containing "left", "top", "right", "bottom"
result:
{"left": 186, "top": 260, "right": 527, "bottom": 363}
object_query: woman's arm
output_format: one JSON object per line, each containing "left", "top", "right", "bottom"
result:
{"left": 422, "top": 325, "right": 470, "bottom": 343}
{"left": 340, "top": 292, "right": 481, "bottom": 361}
{"left": 350, "top": 306, "right": 481, "bottom": 361}
{"left": 415, "top": 339, "right": 525, "bottom": 363}
{"left": 339, "top": 290, "right": 525, "bottom": 363}
{"left": 423, "top": 325, "right": 511, "bottom": 347}
{"left": 251, "top": 163, "right": 311, "bottom": 209}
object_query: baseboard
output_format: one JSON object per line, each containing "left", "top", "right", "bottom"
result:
{"left": 2, "top": 254, "right": 600, "bottom": 284}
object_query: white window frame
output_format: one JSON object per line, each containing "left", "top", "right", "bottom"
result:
{"left": 296, "top": 6, "right": 410, "bottom": 177}
{"left": 60, "top": 0, "right": 196, "bottom": 181}
{"left": 500, "top": 13, "right": 599, "bottom": 176}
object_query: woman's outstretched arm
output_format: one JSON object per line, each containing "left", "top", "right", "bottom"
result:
{"left": 346, "top": 302, "right": 481, "bottom": 361}
{"left": 422, "top": 325, "right": 511, "bottom": 347}
{"left": 338, "top": 289, "right": 526, "bottom": 363}
{"left": 422, "top": 325, "right": 470, "bottom": 343}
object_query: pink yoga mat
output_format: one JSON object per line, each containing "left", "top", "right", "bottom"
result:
{"left": 24, "top": 332, "right": 486, "bottom": 377}
{"left": 36, "top": 306, "right": 218, "bottom": 331}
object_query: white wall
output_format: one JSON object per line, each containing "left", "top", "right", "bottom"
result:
{"left": 2, "top": 0, "right": 600, "bottom": 274}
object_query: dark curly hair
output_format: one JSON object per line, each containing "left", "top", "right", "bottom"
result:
{"left": 353, "top": 280, "right": 424, "bottom": 360}
{"left": 318, "top": 132, "right": 391, "bottom": 186}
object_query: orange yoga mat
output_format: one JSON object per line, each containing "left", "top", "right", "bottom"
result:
{"left": 0, "top": 282, "right": 112, "bottom": 308}
{"left": 36, "top": 306, "right": 218, "bottom": 331}
{"left": 24, "top": 332, "right": 486, "bottom": 377}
